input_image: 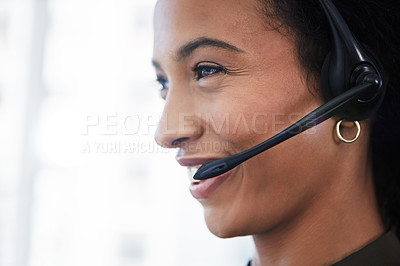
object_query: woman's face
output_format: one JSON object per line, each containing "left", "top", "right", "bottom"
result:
{"left": 153, "top": 0, "right": 340, "bottom": 237}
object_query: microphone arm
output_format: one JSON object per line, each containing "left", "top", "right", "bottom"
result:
{"left": 193, "top": 79, "right": 377, "bottom": 180}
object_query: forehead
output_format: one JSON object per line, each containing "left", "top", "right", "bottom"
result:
{"left": 153, "top": 0, "right": 270, "bottom": 59}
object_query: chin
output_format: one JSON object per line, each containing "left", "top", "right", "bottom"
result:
{"left": 203, "top": 207, "right": 257, "bottom": 238}
{"left": 206, "top": 222, "right": 246, "bottom": 239}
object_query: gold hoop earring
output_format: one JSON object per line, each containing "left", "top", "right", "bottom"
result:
{"left": 335, "top": 120, "right": 361, "bottom": 143}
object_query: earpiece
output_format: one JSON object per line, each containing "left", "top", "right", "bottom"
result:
{"left": 319, "top": 0, "right": 386, "bottom": 121}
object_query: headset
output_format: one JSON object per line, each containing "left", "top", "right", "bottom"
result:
{"left": 193, "top": 0, "right": 386, "bottom": 180}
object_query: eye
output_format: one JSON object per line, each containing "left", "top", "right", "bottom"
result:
{"left": 156, "top": 76, "right": 169, "bottom": 99}
{"left": 193, "top": 63, "right": 227, "bottom": 80}
{"left": 156, "top": 76, "right": 169, "bottom": 91}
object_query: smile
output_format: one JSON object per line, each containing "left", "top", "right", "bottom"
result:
{"left": 188, "top": 168, "right": 233, "bottom": 200}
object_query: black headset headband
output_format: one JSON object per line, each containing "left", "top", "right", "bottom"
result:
{"left": 319, "top": 0, "right": 385, "bottom": 120}
{"left": 193, "top": 0, "right": 386, "bottom": 180}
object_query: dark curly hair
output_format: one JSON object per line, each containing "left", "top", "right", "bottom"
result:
{"left": 258, "top": 0, "right": 400, "bottom": 238}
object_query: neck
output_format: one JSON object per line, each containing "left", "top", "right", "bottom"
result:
{"left": 251, "top": 161, "right": 385, "bottom": 266}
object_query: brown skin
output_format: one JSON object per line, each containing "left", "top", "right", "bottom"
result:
{"left": 152, "top": 0, "right": 385, "bottom": 265}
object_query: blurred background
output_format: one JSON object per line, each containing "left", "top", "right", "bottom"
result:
{"left": 0, "top": 0, "right": 252, "bottom": 265}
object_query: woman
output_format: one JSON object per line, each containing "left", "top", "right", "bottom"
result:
{"left": 152, "top": 0, "right": 400, "bottom": 265}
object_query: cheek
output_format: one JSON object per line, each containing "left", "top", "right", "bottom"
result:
{"left": 203, "top": 100, "right": 263, "bottom": 151}
{"left": 204, "top": 92, "right": 309, "bottom": 151}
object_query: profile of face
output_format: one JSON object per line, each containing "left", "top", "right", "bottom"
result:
{"left": 152, "top": 0, "right": 369, "bottom": 238}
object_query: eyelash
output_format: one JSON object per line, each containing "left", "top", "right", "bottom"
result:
{"left": 156, "top": 76, "right": 169, "bottom": 91}
{"left": 192, "top": 63, "right": 227, "bottom": 80}
{"left": 155, "top": 62, "right": 227, "bottom": 93}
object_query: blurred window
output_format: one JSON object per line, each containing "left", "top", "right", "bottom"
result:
{"left": 0, "top": 1, "right": 252, "bottom": 266}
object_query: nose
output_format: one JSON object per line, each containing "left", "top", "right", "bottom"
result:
{"left": 154, "top": 92, "right": 203, "bottom": 149}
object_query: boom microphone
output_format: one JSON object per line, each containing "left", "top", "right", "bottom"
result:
{"left": 193, "top": 0, "right": 386, "bottom": 180}
{"left": 193, "top": 79, "right": 379, "bottom": 180}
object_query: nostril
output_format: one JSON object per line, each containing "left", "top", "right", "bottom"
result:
{"left": 171, "top": 137, "right": 190, "bottom": 147}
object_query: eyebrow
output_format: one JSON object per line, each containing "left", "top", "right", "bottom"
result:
{"left": 177, "top": 37, "right": 244, "bottom": 61}
{"left": 151, "top": 37, "right": 244, "bottom": 69}
{"left": 152, "top": 60, "right": 161, "bottom": 69}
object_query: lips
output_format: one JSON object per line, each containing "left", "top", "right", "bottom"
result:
{"left": 189, "top": 169, "right": 233, "bottom": 199}
{"left": 177, "top": 157, "right": 234, "bottom": 200}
